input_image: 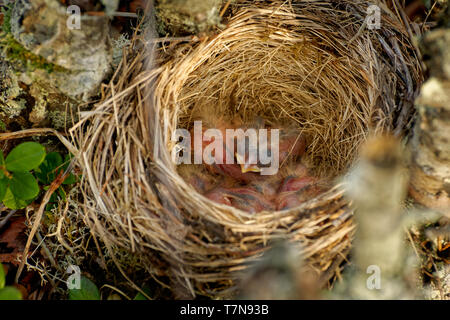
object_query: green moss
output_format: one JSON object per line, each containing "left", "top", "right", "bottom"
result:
{"left": 156, "top": 0, "right": 222, "bottom": 35}
{"left": 49, "top": 110, "right": 72, "bottom": 129}
{"left": 0, "top": 2, "right": 65, "bottom": 73}
{"left": 1, "top": 98, "right": 27, "bottom": 119}
{"left": 0, "top": 33, "right": 66, "bottom": 73}
{"left": 1, "top": 2, "right": 13, "bottom": 34}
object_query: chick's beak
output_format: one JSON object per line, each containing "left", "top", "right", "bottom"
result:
{"left": 236, "top": 152, "right": 261, "bottom": 173}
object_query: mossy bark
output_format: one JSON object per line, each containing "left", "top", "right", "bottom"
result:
{"left": 155, "top": 0, "right": 223, "bottom": 35}
{"left": 0, "top": 0, "right": 116, "bottom": 129}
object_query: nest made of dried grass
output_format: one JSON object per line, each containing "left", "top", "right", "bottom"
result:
{"left": 71, "top": 0, "right": 423, "bottom": 298}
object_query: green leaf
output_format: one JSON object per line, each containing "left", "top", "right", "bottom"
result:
{"left": 10, "top": 172, "right": 39, "bottom": 200}
{"left": 63, "top": 154, "right": 74, "bottom": 167}
{"left": 63, "top": 173, "right": 77, "bottom": 185}
{"left": 58, "top": 187, "right": 66, "bottom": 201}
{"left": 5, "top": 142, "right": 46, "bottom": 172}
{"left": 0, "top": 178, "right": 8, "bottom": 202}
{"left": 45, "top": 188, "right": 63, "bottom": 211}
{"left": 0, "top": 286, "right": 22, "bottom": 300}
{"left": 68, "top": 276, "right": 101, "bottom": 300}
{"left": 36, "top": 152, "right": 63, "bottom": 185}
{"left": 0, "top": 151, "right": 5, "bottom": 179}
{"left": 0, "top": 263, "right": 5, "bottom": 289}
{"left": 45, "top": 152, "right": 63, "bottom": 169}
{"left": 134, "top": 287, "right": 152, "bottom": 300}
{"left": 2, "top": 188, "right": 31, "bottom": 210}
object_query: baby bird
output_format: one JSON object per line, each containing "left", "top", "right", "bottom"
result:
{"left": 226, "top": 187, "right": 276, "bottom": 213}
{"left": 275, "top": 184, "right": 324, "bottom": 211}
{"left": 249, "top": 178, "right": 279, "bottom": 202}
{"left": 275, "top": 163, "right": 325, "bottom": 210}
{"left": 204, "top": 188, "right": 233, "bottom": 206}
{"left": 279, "top": 175, "right": 317, "bottom": 193}
{"left": 208, "top": 160, "right": 261, "bottom": 183}
{"left": 204, "top": 186, "right": 275, "bottom": 213}
{"left": 277, "top": 130, "right": 307, "bottom": 165}
{"left": 191, "top": 118, "right": 263, "bottom": 183}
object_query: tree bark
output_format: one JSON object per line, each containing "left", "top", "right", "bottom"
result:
{"left": 0, "top": 0, "right": 115, "bottom": 128}
{"left": 409, "top": 28, "right": 450, "bottom": 214}
{"left": 155, "top": 0, "right": 223, "bottom": 35}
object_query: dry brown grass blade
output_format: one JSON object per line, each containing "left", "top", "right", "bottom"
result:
{"left": 0, "top": 128, "right": 78, "bottom": 156}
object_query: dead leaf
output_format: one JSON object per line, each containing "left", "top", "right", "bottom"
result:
{"left": 0, "top": 216, "right": 27, "bottom": 265}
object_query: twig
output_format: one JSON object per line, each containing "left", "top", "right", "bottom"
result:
{"left": 421, "top": 1, "right": 438, "bottom": 33}
{"left": 406, "top": 228, "right": 421, "bottom": 260}
{"left": 35, "top": 231, "right": 59, "bottom": 273}
{"left": 0, "top": 210, "right": 17, "bottom": 229}
{"left": 318, "top": 248, "right": 350, "bottom": 288}
{"left": 100, "top": 284, "right": 132, "bottom": 300}
{"left": 0, "top": 128, "right": 78, "bottom": 157}
{"left": 86, "top": 11, "right": 138, "bottom": 18}
{"left": 47, "top": 200, "right": 74, "bottom": 255}
{"left": 0, "top": 128, "right": 64, "bottom": 140}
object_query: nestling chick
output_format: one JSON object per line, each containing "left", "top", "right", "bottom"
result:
{"left": 279, "top": 175, "right": 317, "bottom": 193}
{"left": 226, "top": 187, "right": 276, "bottom": 213}
{"left": 189, "top": 113, "right": 263, "bottom": 182}
{"left": 209, "top": 162, "right": 262, "bottom": 183}
{"left": 205, "top": 186, "right": 275, "bottom": 213}
{"left": 182, "top": 110, "right": 320, "bottom": 213}
{"left": 236, "top": 117, "right": 307, "bottom": 172}
{"left": 191, "top": 133, "right": 247, "bottom": 181}
{"left": 204, "top": 188, "right": 233, "bottom": 206}
{"left": 277, "top": 130, "right": 307, "bottom": 165}
{"left": 248, "top": 177, "right": 279, "bottom": 201}
{"left": 275, "top": 163, "right": 326, "bottom": 210}
{"left": 275, "top": 184, "right": 324, "bottom": 211}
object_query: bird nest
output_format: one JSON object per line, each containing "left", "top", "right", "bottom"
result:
{"left": 71, "top": 0, "right": 423, "bottom": 298}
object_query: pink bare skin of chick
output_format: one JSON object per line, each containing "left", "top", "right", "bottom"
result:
{"left": 191, "top": 121, "right": 263, "bottom": 183}
{"left": 185, "top": 112, "right": 322, "bottom": 212}
{"left": 207, "top": 129, "right": 307, "bottom": 183}
{"left": 277, "top": 130, "right": 307, "bottom": 165}
{"left": 275, "top": 164, "right": 326, "bottom": 210}
{"left": 205, "top": 186, "right": 275, "bottom": 213}
{"left": 236, "top": 127, "right": 307, "bottom": 174}
{"left": 190, "top": 112, "right": 307, "bottom": 183}
{"left": 275, "top": 184, "right": 324, "bottom": 211}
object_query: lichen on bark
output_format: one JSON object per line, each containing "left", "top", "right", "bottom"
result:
{"left": 410, "top": 29, "right": 450, "bottom": 213}
{"left": 0, "top": 0, "right": 116, "bottom": 129}
{"left": 0, "top": 59, "right": 27, "bottom": 120}
{"left": 155, "top": 0, "right": 223, "bottom": 35}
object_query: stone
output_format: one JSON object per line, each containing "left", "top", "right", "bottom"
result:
{"left": 10, "top": 0, "right": 113, "bottom": 101}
